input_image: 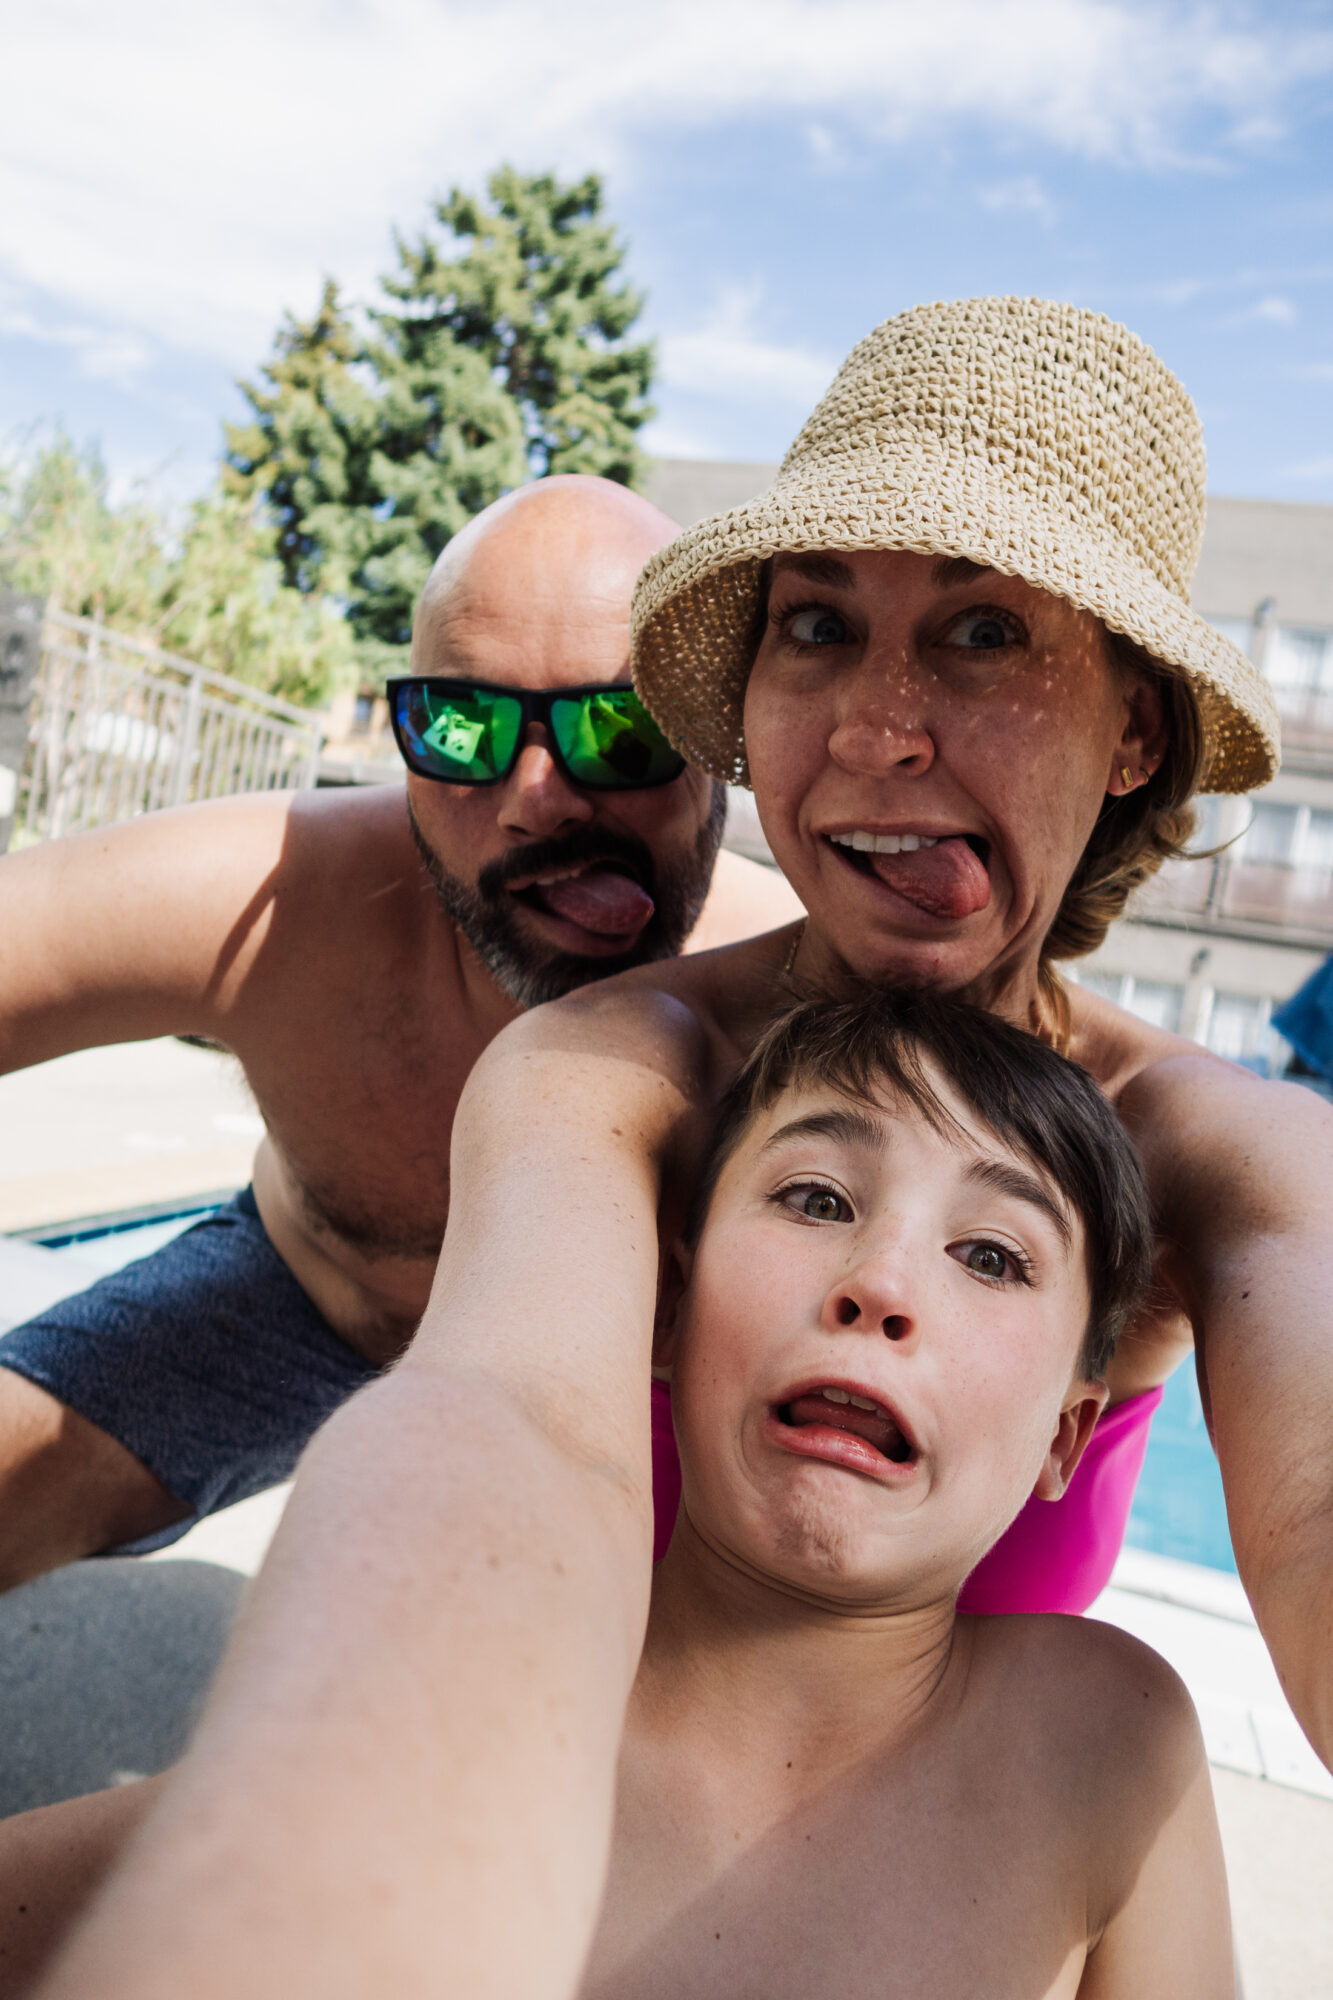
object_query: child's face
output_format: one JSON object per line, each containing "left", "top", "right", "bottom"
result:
{"left": 665, "top": 1071, "right": 1104, "bottom": 1607}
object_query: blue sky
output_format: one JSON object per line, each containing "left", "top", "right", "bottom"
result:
{"left": 3, "top": 0, "right": 1332, "bottom": 510}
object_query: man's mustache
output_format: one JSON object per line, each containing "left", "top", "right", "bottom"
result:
{"left": 479, "top": 826, "right": 658, "bottom": 902}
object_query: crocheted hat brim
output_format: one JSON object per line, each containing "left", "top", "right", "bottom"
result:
{"left": 633, "top": 464, "right": 1278, "bottom": 796}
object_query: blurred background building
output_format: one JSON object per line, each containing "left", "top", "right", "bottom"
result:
{"left": 646, "top": 461, "right": 1333, "bottom": 1083}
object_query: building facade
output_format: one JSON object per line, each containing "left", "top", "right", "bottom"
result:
{"left": 645, "top": 461, "right": 1333, "bottom": 1072}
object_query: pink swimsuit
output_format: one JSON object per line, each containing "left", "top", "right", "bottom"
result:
{"left": 650, "top": 1378, "right": 1163, "bottom": 1614}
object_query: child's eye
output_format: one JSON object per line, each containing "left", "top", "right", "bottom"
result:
{"left": 950, "top": 1239, "right": 1031, "bottom": 1284}
{"left": 776, "top": 1182, "right": 853, "bottom": 1224}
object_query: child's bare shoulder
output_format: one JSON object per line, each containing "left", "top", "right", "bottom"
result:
{"left": 967, "top": 1612, "right": 1205, "bottom": 1798}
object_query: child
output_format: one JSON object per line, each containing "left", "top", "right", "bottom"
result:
{"left": 0, "top": 991, "right": 1231, "bottom": 1998}
{"left": 584, "top": 988, "right": 1230, "bottom": 1999}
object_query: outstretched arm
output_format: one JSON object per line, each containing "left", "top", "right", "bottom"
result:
{"left": 1125, "top": 1055, "right": 1333, "bottom": 1768}
{"left": 37, "top": 988, "right": 711, "bottom": 2000}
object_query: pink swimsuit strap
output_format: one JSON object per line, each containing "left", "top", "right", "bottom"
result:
{"left": 649, "top": 1378, "right": 1163, "bottom": 1612}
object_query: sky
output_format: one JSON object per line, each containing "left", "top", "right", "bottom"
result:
{"left": 2, "top": 0, "right": 1332, "bottom": 510}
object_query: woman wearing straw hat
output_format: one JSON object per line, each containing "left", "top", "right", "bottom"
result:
{"left": 44, "top": 300, "right": 1330, "bottom": 1997}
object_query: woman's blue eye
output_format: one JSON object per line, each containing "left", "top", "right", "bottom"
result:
{"left": 788, "top": 608, "right": 850, "bottom": 646}
{"left": 944, "top": 610, "right": 1017, "bottom": 651}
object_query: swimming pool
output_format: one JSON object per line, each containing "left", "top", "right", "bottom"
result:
{"left": 32, "top": 1200, "right": 1241, "bottom": 1578}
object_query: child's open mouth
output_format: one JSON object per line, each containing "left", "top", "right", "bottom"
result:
{"left": 776, "top": 1384, "right": 916, "bottom": 1468}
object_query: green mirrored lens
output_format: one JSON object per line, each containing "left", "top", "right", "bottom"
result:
{"left": 400, "top": 685, "right": 523, "bottom": 782}
{"left": 551, "top": 689, "right": 682, "bottom": 788}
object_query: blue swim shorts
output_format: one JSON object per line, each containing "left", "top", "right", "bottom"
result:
{"left": 0, "top": 1188, "right": 378, "bottom": 1553}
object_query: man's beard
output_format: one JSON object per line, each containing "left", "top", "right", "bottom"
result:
{"left": 408, "top": 785, "right": 727, "bottom": 1009}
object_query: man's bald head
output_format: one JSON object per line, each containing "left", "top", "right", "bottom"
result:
{"left": 411, "top": 475, "right": 678, "bottom": 684}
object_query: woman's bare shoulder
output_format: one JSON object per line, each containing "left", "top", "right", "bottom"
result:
{"left": 1066, "top": 982, "right": 1209, "bottom": 1099}
{"left": 477, "top": 927, "right": 801, "bottom": 1092}
{"left": 1067, "top": 982, "right": 1333, "bottom": 1226}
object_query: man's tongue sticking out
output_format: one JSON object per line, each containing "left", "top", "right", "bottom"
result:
{"left": 536, "top": 866, "right": 656, "bottom": 939}
{"left": 868, "top": 837, "right": 991, "bottom": 921}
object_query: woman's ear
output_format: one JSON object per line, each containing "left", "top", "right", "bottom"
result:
{"left": 1032, "top": 1379, "right": 1109, "bottom": 1503}
{"left": 1106, "top": 673, "right": 1170, "bottom": 797}
{"left": 652, "top": 1240, "right": 693, "bottom": 1373}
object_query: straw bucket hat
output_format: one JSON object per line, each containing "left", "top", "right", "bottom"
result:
{"left": 632, "top": 296, "right": 1279, "bottom": 795}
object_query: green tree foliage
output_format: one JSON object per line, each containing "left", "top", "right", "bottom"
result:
{"left": 227, "top": 168, "right": 655, "bottom": 674}
{"left": 0, "top": 436, "right": 354, "bottom": 706}
{"left": 393, "top": 166, "right": 654, "bottom": 485}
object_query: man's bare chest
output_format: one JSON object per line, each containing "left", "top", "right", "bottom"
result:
{"left": 236, "top": 979, "right": 497, "bottom": 1264}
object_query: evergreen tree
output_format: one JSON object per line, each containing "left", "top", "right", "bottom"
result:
{"left": 223, "top": 281, "right": 376, "bottom": 601}
{"left": 227, "top": 169, "right": 655, "bottom": 674}
{"left": 390, "top": 166, "right": 654, "bottom": 486}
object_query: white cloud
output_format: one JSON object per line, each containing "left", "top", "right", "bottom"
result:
{"left": 980, "top": 175, "right": 1058, "bottom": 223}
{"left": 1285, "top": 454, "right": 1333, "bottom": 482}
{"left": 0, "top": 299, "right": 153, "bottom": 390}
{"left": 1249, "top": 294, "right": 1297, "bottom": 323}
{"left": 657, "top": 287, "right": 837, "bottom": 407}
{"left": 0, "top": 0, "right": 1326, "bottom": 376}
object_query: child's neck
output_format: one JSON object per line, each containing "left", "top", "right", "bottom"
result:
{"left": 631, "top": 1514, "right": 970, "bottom": 1797}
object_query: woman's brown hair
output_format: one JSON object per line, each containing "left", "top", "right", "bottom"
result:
{"left": 1036, "top": 632, "right": 1205, "bottom": 1046}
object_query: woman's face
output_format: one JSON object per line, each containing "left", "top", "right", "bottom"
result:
{"left": 743, "top": 549, "right": 1156, "bottom": 1002}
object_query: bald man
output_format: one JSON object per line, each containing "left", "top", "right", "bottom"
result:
{"left": 0, "top": 477, "right": 801, "bottom": 1583}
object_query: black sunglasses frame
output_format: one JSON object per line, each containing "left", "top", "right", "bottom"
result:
{"left": 386, "top": 676, "right": 687, "bottom": 792}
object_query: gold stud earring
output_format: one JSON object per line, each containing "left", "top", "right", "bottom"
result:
{"left": 1121, "top": 767, "right": 1134, "bottom": 789}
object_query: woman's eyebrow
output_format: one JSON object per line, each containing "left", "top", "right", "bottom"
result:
{"left": 771, "top": 552, "right": 856, "bottom": 590}
{"left": 931, "top": 555, "right": 994, "bottom": 588}
{"left": 757, "top": 1108, "right": 887, "bottom": 1158}
{"left": 965, "top": 1158, "right": 1072, "bottom": 1245}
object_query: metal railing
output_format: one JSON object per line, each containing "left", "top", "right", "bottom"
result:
{"left": 1137, "top": 847, "right": 1333, "bottom": 945}
{"left": 17, "top": 610, "right": 324, "bottom": 843}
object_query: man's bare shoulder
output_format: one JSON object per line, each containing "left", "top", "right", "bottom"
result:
{"left": 684, "top": 851, "right": 805, "bottom": 955}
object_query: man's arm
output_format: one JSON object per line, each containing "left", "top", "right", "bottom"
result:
{"left": 36, "top": 988, "right": 710, "bottom": 2000}
{"left": 0, "top": 792, "right": 290, "bottom": 1069}
{"left": 1123, "top": 1055, "right": 1333, "bottom": 1767}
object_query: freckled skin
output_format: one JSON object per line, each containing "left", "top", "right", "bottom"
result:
{"left": 744, "top": 551, "right": 1138, "bottom": 1006}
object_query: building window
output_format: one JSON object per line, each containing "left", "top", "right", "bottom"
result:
{"left": 1075, "top": 971, "right": 1184, "bottom": 1033}
{"left": 1267, "top": 626, "right": 1333, "bottom": 695}
{"left": 1201, "top": 991, "right": 1274, "bottom": 1065}
{"left": 1237, "top": 803, "right": 1333, "bottom": 871}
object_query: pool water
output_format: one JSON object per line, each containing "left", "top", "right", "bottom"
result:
{"left": 39, "top": 1204, "right": 1241, "bottom": 1577}
{"left": 1125, "top": 1363, "right": 1236, "bottom": 1574}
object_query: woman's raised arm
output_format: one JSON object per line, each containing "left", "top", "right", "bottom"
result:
{"left": 37, "top": 982, "right": 714, "bottom": 2000}
{"left": 1124, "top": 1054, "right": 1333, "bottom": 1769}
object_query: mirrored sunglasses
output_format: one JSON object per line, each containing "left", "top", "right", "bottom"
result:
{"left": 387, "top": 678, "right": 686, "bottom": 792}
